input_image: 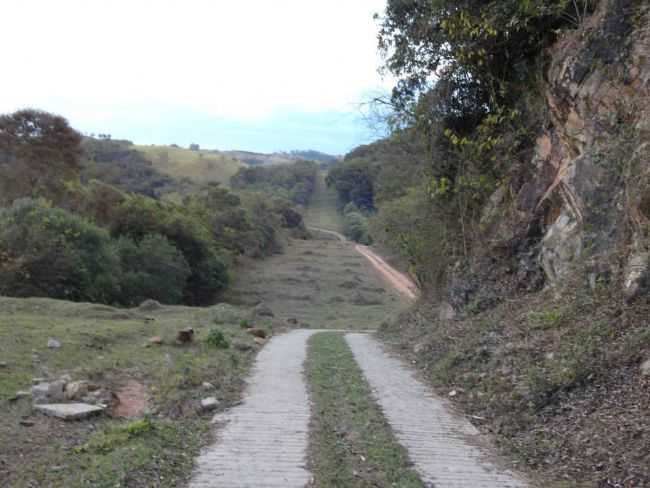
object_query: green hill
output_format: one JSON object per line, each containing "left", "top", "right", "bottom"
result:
{"left": 137, "top": 145, "right": 246, "bottom": 186}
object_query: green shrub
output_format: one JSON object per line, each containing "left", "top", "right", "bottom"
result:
{"left": 0, "top": 198, "right": 119, "bottom": 302}
{"left": 115, "top": 234, "right": 191, "bottom": 306}
{"left": 205, "top": 328, "right": 230, "bottom": 349}
{"left": 111, "top": 195, "right": 230, "bottom": 305}
{"left": 342, "top": 203, "right": 372, "bottom": 245}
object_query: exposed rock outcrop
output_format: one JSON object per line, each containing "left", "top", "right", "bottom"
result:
{"left": 536, "top": 1, "right": 649, "bottom": 291}
{"left": 445, "top": 1, "right": 649, "bottom": 312}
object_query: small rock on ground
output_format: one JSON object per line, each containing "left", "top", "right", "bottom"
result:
{"left": 247, "top": 328, "right": 267, "bottom": 339}
{"left": 253, "top": 304, "right": 274, "bottom": 317}
{"left": 9, "top": 391, "right": 31, "bottom": 402}
{"left": 234, "top": 341, "right": 253, "bottom": 352}
{"left": 200, "top": 397, "right": 219, "bottom": 412}
{"left": 47, "top": 339, "right": 61, "bottom": 349}
{"left": 138, "top": 299, "right": 162, "bottom": 312}
{"left": 641, "top": 359, "right": 650, "bottom": 376}
{"left": 176, "top": 328, "right": 194, "bottom": 344}
{"left": 32, "top": 381, "right": 65, "bottom": 404}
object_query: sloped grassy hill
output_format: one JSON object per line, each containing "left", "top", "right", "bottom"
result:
{"left": 137, "top": 145, "right": 246, "bottom": 186}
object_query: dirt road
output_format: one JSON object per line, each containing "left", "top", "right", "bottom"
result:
{"left": 189, "top": 230, "right": 524, "bottom": 487}
{"left": 309, "top": 226, "right": 419, "bottom": 302}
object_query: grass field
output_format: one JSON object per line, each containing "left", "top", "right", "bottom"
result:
{"left": 0, "top": 298, "right": 272, "bottom": 487}
{"left": 136, "top": 145, "right": 245, "bottom": 186}
{"left": 304, "top": 171, "right": 343, "bottom": 233}
{"left": 307, "top": 332, "right": 424, "bottom": 488}
{"left": 223, "top": 235, "right": 406, "bottom": 330}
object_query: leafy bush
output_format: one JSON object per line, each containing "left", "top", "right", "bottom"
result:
{"left": 205, "top": 328, "right": 230, "bottom": 349}
{"left": 342, "top": 203, "right": 372, "bottom": 245}
{"left": 116, "top": 234, "right": 191, "bottom": 306}
{"left": 110, "top": 195, "right": 230, "bottom": 305}
{"left": 368, "top": 185, "right": 460, "bottom": 289}
{"left": 0, "top": 198, "right": 119, "bottom": 302}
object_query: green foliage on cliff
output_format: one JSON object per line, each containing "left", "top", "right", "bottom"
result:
{"left": 327, "top": 1, "right": 598, "bottom": 287}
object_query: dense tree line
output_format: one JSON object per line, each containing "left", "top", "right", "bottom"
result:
{"left": 0, "top": 109, "right": 308, "bottom": 306}
{"left": 230, "top": 160, "right": 318, "bottom": 205}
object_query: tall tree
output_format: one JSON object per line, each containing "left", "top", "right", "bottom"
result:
{"left": 0, "top": 109, "right": 82, "bottom": 204}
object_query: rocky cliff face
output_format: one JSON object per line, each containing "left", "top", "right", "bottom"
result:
{"left": 510, "top": 0, "right": 650, "bottom": 300}
{"left": 447, "top": 1, "right": 650, "bottom": 312}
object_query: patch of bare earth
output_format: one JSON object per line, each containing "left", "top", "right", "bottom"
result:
{"left": 112, "top": 380, "right": 149, "bottom": 418}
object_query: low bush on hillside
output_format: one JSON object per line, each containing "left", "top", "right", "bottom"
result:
{"left": 205, "top": 328, "right": 230, "bottom": 349}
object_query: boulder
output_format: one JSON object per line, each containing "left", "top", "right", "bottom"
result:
{"left": 623, "top": 250, "right": 650, "bottom": 301}
{"left": 252, "top": 303, "right": 274, "bottom": 318}
{"left": 234, "top": 341, "right": 253, "bottom": 352}
{"left": 34, "top": 403, "right": 104, "bottom": 420}
{"left": 413, "top": 343, "right": 427, "bottom": 355}
{"left": 138, "top": 299, "right": 162, "bottom": 312}
{"left": 82, "top": 389, "right": 115, "bottom": 407}
{"left": 641, "top": 359, "right": 650, "bottom": 377}
{"left": 438, "top": 302, "right": 456, "bottom": 320}
{"left": 200, "top": 397, "right": 219, "bottom": 412}
{"left": 246, "top": 328, "right": 267, "bottom": 339}
{"left": 64, "top": 381, "right": 90, "bottom": 401}
{"left": 176, "top": 328, "right": 194, "bottom": 344}
{"left": 31, "top": 381, "right": 65, "bottom": 404}
{"left": 9, "top": 390, "right": 31, "bottom": 402}
{"left": 47, "top": 339, "right": 61, "bottom": 349}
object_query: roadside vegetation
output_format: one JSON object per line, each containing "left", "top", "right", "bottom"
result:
{"left": 0, "top": 109, "right": 315, "bottom": 307}
{"left": 0, "top": 297, "right": 272, "bottom": 487}
{"left": 307, "top": 332, "right": 424, "bottom": 488}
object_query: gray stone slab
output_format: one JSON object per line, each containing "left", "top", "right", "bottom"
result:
{"left": 34, "top": 403, "right": 104, "bottom": 420}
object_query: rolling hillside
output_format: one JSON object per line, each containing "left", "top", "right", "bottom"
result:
{"left": 136, "top": 145, "right": 246, "bottom": 186}
{"left": 223, "top": 150, "right": 339, "bottom": 167}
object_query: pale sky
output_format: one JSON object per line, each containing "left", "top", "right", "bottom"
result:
{"left": 0, "top": 0, "right": 392, "bottom": 154}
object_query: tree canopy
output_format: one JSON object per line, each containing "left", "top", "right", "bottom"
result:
{"left": 0, "top": 109, "right": 82, "bottom": 204}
